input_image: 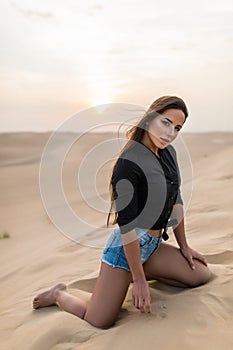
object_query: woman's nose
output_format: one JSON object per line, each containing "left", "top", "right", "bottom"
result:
{"left": 167, "top": 126, "right": 175, "bottom": 136}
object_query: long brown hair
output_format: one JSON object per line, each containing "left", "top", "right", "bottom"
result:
{"left": 106, "top": 95, "right": 189, "bottom": 227}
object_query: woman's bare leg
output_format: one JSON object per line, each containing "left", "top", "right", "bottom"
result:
{"left": 84, "top": 262, "right": 131, "bottom": 328}
{"left": 143, "top": 242, "right": 212, "bottom": 287}
{"left": 33, "top": 262, "right": 131, "bottom": 329}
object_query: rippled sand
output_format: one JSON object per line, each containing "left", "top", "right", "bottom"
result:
{"left": 1, "top": 132, "right": 233, "bottom": 350}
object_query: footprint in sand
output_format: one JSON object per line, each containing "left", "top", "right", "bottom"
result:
{"left": 153, "top": 298, "right": 168, "bottom": 319}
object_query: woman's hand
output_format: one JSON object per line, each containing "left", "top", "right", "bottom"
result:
{"left": 132, "top": 278, "right": 152, "bottom": 313}
{"left": 180, "top": 246, "right": 208, "bottom": 270}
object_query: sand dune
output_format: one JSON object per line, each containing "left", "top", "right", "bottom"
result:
{"left": 1, "top": 132, "right": 233, "bottom": 350}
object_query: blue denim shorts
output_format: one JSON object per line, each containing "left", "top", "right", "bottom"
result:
{"left": 101, "top": 227, "right": 163, "bottom": 272}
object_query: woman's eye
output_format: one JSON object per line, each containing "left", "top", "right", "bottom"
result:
{"left": 175, "top": 127, "right": 181, "bottom": 132}
{"left": 162, "top": 120, "right": 170, "bottom": 126}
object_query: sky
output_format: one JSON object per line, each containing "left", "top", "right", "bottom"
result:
{"left": 1, "top": 0, "right": 233, "bottom": 132}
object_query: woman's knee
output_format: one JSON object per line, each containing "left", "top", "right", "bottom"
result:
{"left": 84, "top": 314, "right": 115, "bottom": 329}
{"left": 188, "top": 261, "right": 212, "bottom": 287}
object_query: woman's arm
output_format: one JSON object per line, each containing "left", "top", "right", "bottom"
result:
{"left": 171, "top": 204, "right": 188, "bottom": 249}
{"left": 121, "top": 230, "right": 152, "bottom": 313}
{"left": 112, "top": 156, "right": 152, "bottom": 312}
{"left": 171, "top": 204, "right": 208, "bottom": 269}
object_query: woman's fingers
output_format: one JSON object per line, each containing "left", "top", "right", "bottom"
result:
{"left": 132, "top": 281, "right": 152, "bottom": 313}
{"left": 190, "top": 249, "right": 208, "bottom": 267}
{"left": 133, "top": 294, "right": 138, "bottom": 308}
{"left": 133, "top": 295, "right": 141, "bottom": 309}
{"left": 133, "top": 296, "right": 151, "bottom": 313}
{"left": 138, "top": 297, "right": 144, "bottom": 311}
{"left": 194, "top": 253, "right": 208, "bottom": 266}
{"left": 188, "top": 257, "right": 195, "bottom": 270}
{"left": 181, "top": 247, "right": 208, "bottom": 270}
{"left": 139, "top": 297, "right": 152, "bottom": 313}
{"left": 143, "top": 298, "right": 152, "bottom": 314}
{"left": 181, "top": 249, "right": 195, "bottom": 270}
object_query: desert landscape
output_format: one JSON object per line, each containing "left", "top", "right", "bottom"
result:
{"left": 1, "top": 131, "right": 233, "bottom": 350}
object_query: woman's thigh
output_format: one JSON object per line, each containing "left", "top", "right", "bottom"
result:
{"left": 143, "top": 242, "right": 211, "bottom": 287}
{"left": 84, "top": 262, "right": 132, "bottom": 328}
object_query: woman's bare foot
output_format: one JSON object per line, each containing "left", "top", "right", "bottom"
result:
{"left": 33, "top": 283, "right": 66, "bottom": 309}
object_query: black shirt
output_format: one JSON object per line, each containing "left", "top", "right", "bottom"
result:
{"left": 111, "top": 141, "right": 183, "bottom": 235}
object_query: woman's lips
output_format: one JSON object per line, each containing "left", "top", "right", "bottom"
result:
{"left": 160, "top": 137, "right": 170, "bottom": 144}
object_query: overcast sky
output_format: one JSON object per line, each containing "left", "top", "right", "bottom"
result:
{"left": 1, "top": 0, "right": 233, "bottom": 132}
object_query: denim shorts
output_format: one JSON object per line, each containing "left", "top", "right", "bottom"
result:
{"left": 101, "top": 227, "right": 163, "bottom": 272}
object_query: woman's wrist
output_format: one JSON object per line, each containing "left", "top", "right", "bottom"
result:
{"left": 180, "top": 243, "right": 189, "bottom": 250}
{"left": 133, "top": 274, "right": 147, "bottom": 283}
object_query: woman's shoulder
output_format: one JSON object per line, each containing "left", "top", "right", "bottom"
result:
{"left": 113, "top": 143, "right": 150, "bottom": 180}
{"left": 163, "top": 144, "right": 178, "bottom": 161}
{"left": 166, "top": 144, "right": 176, "bottom": 155}
{"left": 118, "top": 142, "right": 156, "bottom": 168}
{"left": 114, "top": 148, "right": 142, "bottom": 172}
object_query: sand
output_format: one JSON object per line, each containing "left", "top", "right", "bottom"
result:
{"left": 0, "top": 131, "right": 233, "bottom": 350}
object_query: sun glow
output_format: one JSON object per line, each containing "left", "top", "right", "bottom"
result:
{"left": 91, "top": 80, "right": 118, "bottom": 106}
{"left": 83, "top": 54, "right": 118, "bottom": 107}
{"left": 76, "top": 18, "right": 118, "bottom": 107}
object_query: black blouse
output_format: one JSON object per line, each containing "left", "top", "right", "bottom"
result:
{"left": 111, "top": 142, "right": 183, "bottom": 237}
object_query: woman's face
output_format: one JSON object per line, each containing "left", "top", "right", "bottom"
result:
{"left": 147, "top": 108, "right": 186, "bottom": 149}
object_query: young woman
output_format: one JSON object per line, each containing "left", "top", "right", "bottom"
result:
{"left": 33, "top": 96, "right": 211, "bottom": 328}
